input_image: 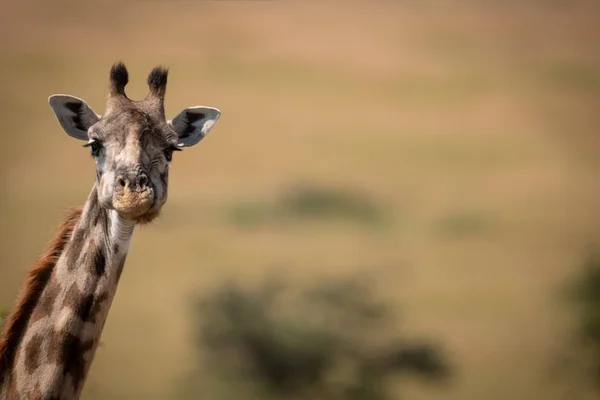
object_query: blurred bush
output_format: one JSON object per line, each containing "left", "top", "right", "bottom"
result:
{"left": 434, "top": 211, "right": 489, "bottom": 238}
{"left": 568, "top": 249, "right": 600, "bottom": 391}
{"left": 186, "top": 275, "right": 450, "bottom": 399}
{"left": 229, "top": 185, "right": 389, "bottom": 228}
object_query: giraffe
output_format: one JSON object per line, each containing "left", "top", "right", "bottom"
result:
{"left": 0, "top": 62, "right": 221, "bottom": 399}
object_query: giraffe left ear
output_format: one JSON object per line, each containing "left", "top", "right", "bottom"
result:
{"left": 168, "top": 106, "right": 221, "bottom": 147}
{"left": 48, "top": 94, "right": 101, "bottom": 141}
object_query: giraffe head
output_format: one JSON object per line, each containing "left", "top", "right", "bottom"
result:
{"left": 48, "top": 62, "right": 220, "bottom": 223}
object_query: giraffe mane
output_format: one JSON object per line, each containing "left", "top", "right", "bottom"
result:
{"left": 0, "top": 206, "right": 83, "bottom": 379}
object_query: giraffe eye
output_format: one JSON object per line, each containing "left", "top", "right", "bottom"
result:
{"left": 164, "top": 145, "right": 181, "bottom": 162}
{"left": 164, "top": 149, "right": 173, "bottom": 162}
{"left": 91, "top": 142, "right": 103, "bottom": 157}
{"left": 83, "top": 139, "right": 103, "bottom": 157}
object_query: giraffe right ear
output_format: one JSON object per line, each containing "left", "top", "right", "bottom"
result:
{"left": 168, "top": 106, "right": 221, "bottom": 147}
{"left": 48, "top": 94, "right": 101, "bottom": 140}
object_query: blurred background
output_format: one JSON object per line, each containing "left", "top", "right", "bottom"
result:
{"left": 1, "top": 1, "right": 600, "bottom": 399}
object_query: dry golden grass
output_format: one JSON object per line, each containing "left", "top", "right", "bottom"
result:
{"left": 1, "top": 1, "right": 600, "bottom": 399}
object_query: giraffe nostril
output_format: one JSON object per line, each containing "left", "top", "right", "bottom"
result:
{"left": 138, "top": 174, "right": 148, "bottom": 189}
{"left": 117, "top": 177, "right": 126, "bottom": 188}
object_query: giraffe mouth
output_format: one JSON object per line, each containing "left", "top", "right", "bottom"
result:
{"left": 112, "top": 187, "right": 154, "bottom": 219}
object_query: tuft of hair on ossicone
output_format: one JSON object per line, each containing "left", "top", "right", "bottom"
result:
{"left": 146, "top": 66, "right": 169, "bottom": 100}
{"left": 108, "top": 62, "right": 129, "bottom": 97}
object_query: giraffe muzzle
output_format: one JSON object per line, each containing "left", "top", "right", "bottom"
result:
{"left": 112, "top": 175, "right": 155, "bottom": 219}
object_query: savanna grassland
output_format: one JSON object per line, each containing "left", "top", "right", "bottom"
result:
{"left": 1, "top": 1, "right": 600, "bottom": 399}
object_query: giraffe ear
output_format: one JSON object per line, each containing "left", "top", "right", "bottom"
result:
{"left": 48, "top": 94, "right": 101, "bottom": 141}
{"left": 168, "top": 106, "right": 221, "bottom": 147}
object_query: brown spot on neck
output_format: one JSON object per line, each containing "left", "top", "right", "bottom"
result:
{"left": 47, "top": 331, "right": 94, "bottom": 393}
{"left": 64, "top": 284, "right": 95, "bottom": 322}
{"left": 0, "top": 207, "right": 82, "bottom": 380}
{"left": 24, "top": 334, "right": 43, "bottom": 374}
{"left": 28, "top": 278, "right": 61, "bottom": 326}
{"left": 91, "top": 245, "right": 107, "bottom": 277}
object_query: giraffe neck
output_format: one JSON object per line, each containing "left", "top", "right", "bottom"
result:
{"left": 1, "top": 185, "right": 135, "bottom": 399}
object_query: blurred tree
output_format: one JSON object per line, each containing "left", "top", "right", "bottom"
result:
{"left": 185, "top": 276, "right": 450, "bottom": 399}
